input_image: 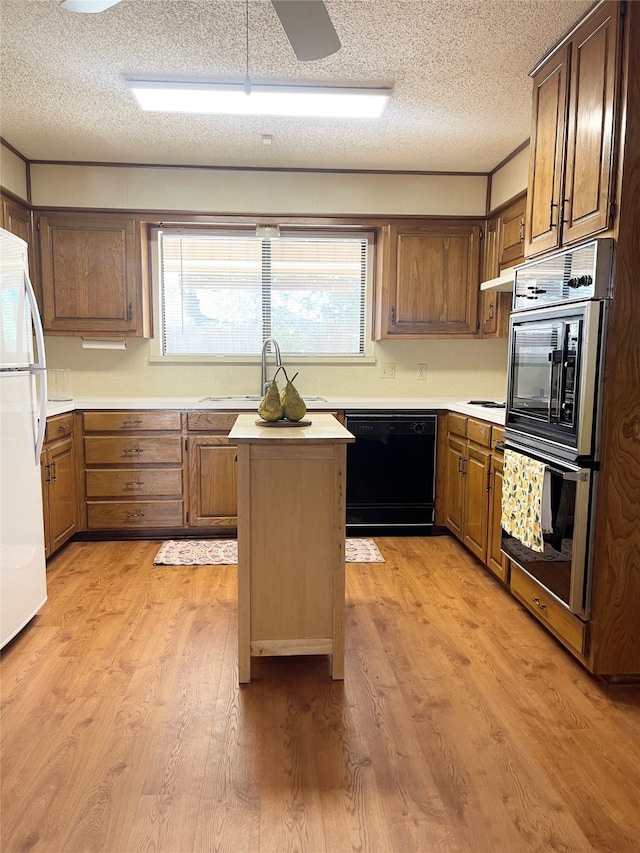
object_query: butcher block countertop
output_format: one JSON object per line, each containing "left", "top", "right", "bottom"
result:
{"left": 229, "top": 413, "right": 355, "bottom": 443}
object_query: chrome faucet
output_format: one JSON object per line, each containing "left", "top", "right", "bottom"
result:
{"left": 260, "top": 337, "right": 282, "bottom": 395}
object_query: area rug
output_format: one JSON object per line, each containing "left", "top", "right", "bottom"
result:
{"left": 153, "top": 538, "right": 384, "bottom": 566}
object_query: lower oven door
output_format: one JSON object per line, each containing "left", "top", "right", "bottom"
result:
{"left": 500, "top": 444, "right": 596, "bottom": 619}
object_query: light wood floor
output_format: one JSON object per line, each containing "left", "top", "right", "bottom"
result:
{"left": 2, "top": 537, "right": 639, "bottom": 853}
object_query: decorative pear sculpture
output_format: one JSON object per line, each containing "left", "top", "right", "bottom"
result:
{"left": 279, "top": 368, "right": 307, "bottom": 421}
{"left": 257, "top": 377, "right": 284, "bottom": 421}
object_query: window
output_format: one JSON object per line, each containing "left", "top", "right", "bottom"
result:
{"left": 157, "top": 227, "right": 372, "bottom": 357}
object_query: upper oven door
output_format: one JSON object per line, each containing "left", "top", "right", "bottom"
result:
{"left": 506, "top": 301, "right": 607, "bottom": 459}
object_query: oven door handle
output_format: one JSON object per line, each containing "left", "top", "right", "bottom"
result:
{"left": 561, "top": 470, "right": 588, "bottom": 482}
{"left": 549, "top": 348, "right": 563, "bottom": 422}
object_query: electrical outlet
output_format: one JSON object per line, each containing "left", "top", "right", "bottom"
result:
{"left": 416, "top": 363, "right": 427, "bottom": 380}
{"left": 381, "top": 362, "right": 396, "bottom": 379}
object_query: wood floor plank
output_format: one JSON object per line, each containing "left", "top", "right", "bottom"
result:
{"left": 2, "top": 537, "right": 640, "bottom": 852}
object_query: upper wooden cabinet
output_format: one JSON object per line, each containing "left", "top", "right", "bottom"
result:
{"left": 37, "top": 211, "right": 151, "bottom": 337}
{"left": 1, "top": 194, "right": 30, "bottom": 244}
{"left": 374, "top": 221, "right": 482, "bottom": 338}
{"left": 498, "top": 195, "right": 526, "bottom": 268}
{"left": 525, "top": 1, "right": 621, "bottom": 257}
{"left": 479, "top": 193, "right": 525, "bottom": 339}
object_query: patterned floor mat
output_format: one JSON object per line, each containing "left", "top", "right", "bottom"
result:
{"left": 153, "top": 538, "right": 384, "bottom": 565}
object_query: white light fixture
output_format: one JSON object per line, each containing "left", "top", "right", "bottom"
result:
{"left": 256, "top": 225, "right": 280, "bottom": 239}
{"left": 126, "top": 81, "right": 391, "bottom": 119}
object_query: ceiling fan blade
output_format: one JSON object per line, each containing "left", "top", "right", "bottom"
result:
{"left": 59, "top": 0, "right": 123, "bottom": 12}
{"left": 271, "top": 1, "right": 341, "bottom": 61}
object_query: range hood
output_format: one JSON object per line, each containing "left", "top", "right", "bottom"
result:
{"left": 480, "top": 266, "right": 516, "bottom": 292}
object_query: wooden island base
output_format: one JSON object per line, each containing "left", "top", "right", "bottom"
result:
{"left": 229, "top": 414, "right": 355, "bottom": 683}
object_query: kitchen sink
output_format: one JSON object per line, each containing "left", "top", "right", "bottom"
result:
{"left": 199, "top": 395, "right": 327, "bottom": 402}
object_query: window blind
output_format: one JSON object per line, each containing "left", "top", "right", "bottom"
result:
{"left": 159, "top": 229, "right": 369, "bottom": 356}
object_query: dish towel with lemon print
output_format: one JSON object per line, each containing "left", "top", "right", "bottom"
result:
{"left": 501, "top": 449, "right": 549, "bottom": 553}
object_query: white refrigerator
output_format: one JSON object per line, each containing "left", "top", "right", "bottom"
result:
{"left": 0, "top": 227, "right": 48, "bottom": 649}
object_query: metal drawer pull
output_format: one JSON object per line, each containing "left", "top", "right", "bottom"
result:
{"left": 124, "top": 480, "right": 144, "bottom": 488}
{"left": 532, "top": 597, "right": 547, "bottom": 611}
{"left": 125, "top": 512, "right": 145, "bottom": 518}
{"left": 123, "top": 448, "right": 143, "bottom": 454}
{"left": 122, "top": 419, "right": 143, "bottom": 426}
{"left": 58, "top": 423, "right": 70, "bottom": 432}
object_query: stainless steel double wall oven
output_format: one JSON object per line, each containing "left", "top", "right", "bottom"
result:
{"left": 502, "top": 239, "right": 613, "bottom": 619}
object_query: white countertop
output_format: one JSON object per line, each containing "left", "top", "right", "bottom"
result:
{"left": 45, "top": 396, "right": 506, "bottom": 425}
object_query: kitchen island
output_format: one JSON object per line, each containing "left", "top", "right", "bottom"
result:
{"left": 229, "top": 413, "right": 355, "bottom": 683}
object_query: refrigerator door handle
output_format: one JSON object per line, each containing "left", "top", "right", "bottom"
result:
{"left": 25, "top": 271, "right": 46, "bottom": 371}
{"left": 24, "top": 271, "right": 48, "bottom": 461}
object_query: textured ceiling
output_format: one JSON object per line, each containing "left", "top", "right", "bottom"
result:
{"left": 0, "top": 0, "right": 593, "bottom": 173}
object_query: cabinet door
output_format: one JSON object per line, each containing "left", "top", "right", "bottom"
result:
{"left": 38, "top": 212, "right": 147, "bottom": 336}
{"left": 486, "top": 454, "right": 507, "bottom": 582}
{"left": 562, "top": 2, "right": 620, "bottom": 245}
{"left": 463, "top": 443, "right": 490, "bottom": 562}
{"left": 188, "top": 436, "right": 238, "bottom": 528}
{"left": 525, "top": 43, "right": 569, "bottom": 257}
{"left": 1, "top": 195, "right": 30, "bottom": 244}
{"left": 444, "top": 434, "right": 466, "bottom": 539}
{"left": 46, "top": 436, "right": 77, "bottom": 555}
{"left": 498, "top": 196, "right": 526, "bottom": 267}
{"left": 380, "top": 222, "right": 481, "bottom": 337}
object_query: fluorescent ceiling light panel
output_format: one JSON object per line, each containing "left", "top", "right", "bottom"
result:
{"left": 126, "top": 82, "right": 391, "bottom": 118}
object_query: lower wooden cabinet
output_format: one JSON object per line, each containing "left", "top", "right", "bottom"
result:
{"left": 462, "top": 439, "right": 491, "bottom": 562}
{"left": 41, "top": 413, "right": 78, "bottom": 558}
{"left": 486, "top": 451, "right": 508, "bottom": 582}
{"left": 444, "top": 413, "right": 507, "bottom": 580}
{"left": 83, "top": 410, "right": 184, "bottom": 531}
{"left": 186, "top": 412, "right": 239, "bottom": 529}
{"left": 510, "top": 563, "right": 586, "bottom": 656}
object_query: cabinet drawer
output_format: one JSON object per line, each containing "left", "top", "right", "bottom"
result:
{"left": 87, "top": 500, "right": 183, "bottom": 529}
{"left": 447, "top": 412, "right": 467, "bottom": 438}
{"left": 84, "top": 435, "right": 183, "bottom": 465}
{"left": 491, "top": 425, "right": 505, "bottom": 450}
{"left": 83, "top": 411, "right": 182, "bottom": 432}
{"left": 86, "top": 468, "right": 183, "bottom": 497}
{"left": 510, "top": 564, "right": 586, "bottom": 655}
{"left": 187, "top": 411, "right": 240, "bottom": 432}
{"left": 45, "top": 413, "right": 74, "bottom": 443}
{"left": 467, "top": 418, "right": 491, "bottom": 447}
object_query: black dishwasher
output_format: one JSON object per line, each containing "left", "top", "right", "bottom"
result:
{"left": 344, "top": 411, "right": 437, "bottom": 535}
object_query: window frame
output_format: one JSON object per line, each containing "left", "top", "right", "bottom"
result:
{"left": 149, "top": 223, "right": 376, "bottom": 364}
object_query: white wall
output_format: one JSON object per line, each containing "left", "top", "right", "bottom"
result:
{"left": 490, "top": 145, "right": 529, "bottom": 211}
{"left": 31, "top": 163, "right": 488, "bottom": 216}
{"left": 44, "top": 335, "right": 509, "bottom": 400}
{"left": 0, "top": 144, "right": 28, "bottom": 201}
{"left": 33, "top": 162, "right": 508, "bottom": 401}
